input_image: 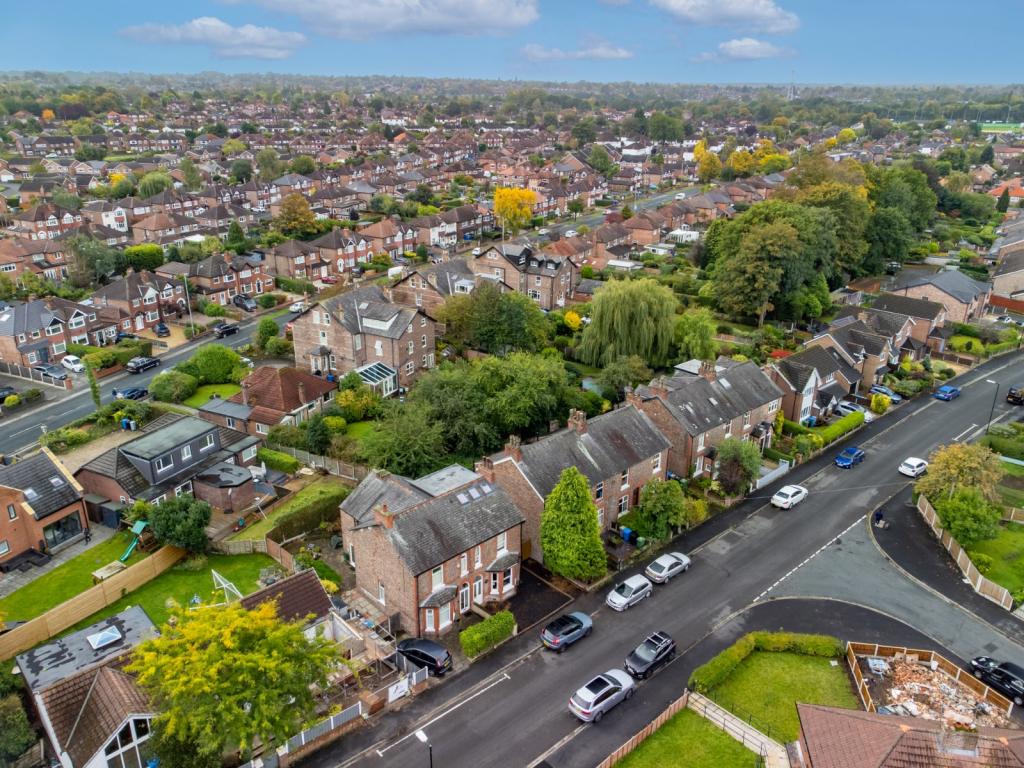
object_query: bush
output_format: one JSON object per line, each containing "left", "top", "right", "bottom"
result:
{"left": 688, "top": 631, "right": 843, "bottom": 693}
{"left": 970, "top": 551, "right": 995, "bottom": 575}
{"left": 794, "top": 433, "right": 823, "bottom": 458}
{"left": 39, "top": 426, "right": 92, "bottom": 452}
{"left": 870, "top": 393, "right": 891, "bottom": 415}
{"left": 763, "top": 446, "right": 795, "bottom": 463}
{"left": 893, "top": 378, "right": 931, "bottom": 397}
{"left": 459, "top": 610, "right": 516, "bottom": 658}
{"left": 782, "top": 419, "right": 811, "bottom": 436}
{"left": 258, "top": 294, "right": 278, "bottom": 309}
{"left": 323, "top": 415, "right": 347, "bottom": 433}
{"left": 256, "top": 447, "right": 301, "bottom": 473}
{"left": 0, "top": 694, "right": 35, "bottom": 761}
{"left": 276, "top": 275, "right": 317, "bottom": 295}
{"left": 22, "top": 388, "right": 42, "bottom": 403}
{"left": 937, "top": 367, "right": 956, "bottom": 380}
{"left": 983, "top": 434, "right": 1024, "bottom": 461}
{"left": 150, "top": 371, "right": 199, "bottom": 403}
{"left": 814, "top": 411, "right": 864, "bottom": 444}
{"left": 199, "top": 300, "right": 227, "bottom": 317}
{"left": 264, "top": 336, "right": 293, "bottom": 357}
{"left": 3, "top": 394, "right": 19, "bottom": 408}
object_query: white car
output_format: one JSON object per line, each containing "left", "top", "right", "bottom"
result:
{"left": 835, "top": 401, "right": 875, "bottom": 422}
{"left": 537, "top": 227, "right": 550, "bottom": 236}
{"left": 239, "top": 356, "right": 255, "bottom": 369}
{"left": 289, "top": 301, "right": 308, "bottom": 313}
{"left": 471, "top": 247, "right": 482, "bottom": 256}
{"left": 61, "top": 355, "right": 85, "bottom": 373}
{"left": 605, "top": 574, "right": 653, "bottom": 611}
{"left": 771, "top": 484, "right": 808, "bottom": 509}
{"left": 898, "top": 457, "right": 928, "bottom": 477}
{"left": 644, "top": 552, "right": 691, "bottom": 584}
{"left": 564, "top": 229, "right": 579, "bottom": 238}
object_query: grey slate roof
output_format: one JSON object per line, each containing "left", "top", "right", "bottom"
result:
{"left": 341, "top": 469, "right": 431, "bottom": 527}
{"left": 408, "top": 464, "right": 480, "bottom": 497}
{"left": 871, "top": 293, "right": 945, "bottom": 321}
{"left": 834, "top": 306, "right": 910, "bottom": 339}
{"left": 775, "top": 346, "right": 847, "bottom": 390}
{"left": 120, "top": 416, "right": 216, "bottom": 460}
{"left": 899, "top": 269, "right": 990, "bottom": 304}
{"left": 513, "top": 405, "right": 671, "bottom": 498}
{"left": 319, "top": 285, "right": 418, "bottom": 340}
{"left": 995, "top": 250, "right": 1024, "bottom": 278}
{"left": 420, "top": 585, "right": 458, "bottom": 608}
{"left": 0, "top": 451, "right": 81, "bottom": 520}
{"left": 198, "top": 398, "right": 253, "bottom": 420}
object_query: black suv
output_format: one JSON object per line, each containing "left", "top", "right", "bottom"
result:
{"left": 971, "top": 656, "right": 1024, "bottom": 706}
{"left": 233, "top": 294, "right": 258, "bottom": 312}
{"left": 624, "top": 631, "right": 676, "bottom": 680}
{"left": 396, "top": 638, "right": 453, "bottom": 677}
{"left": 125, "top": 356, "right": 161, "bottom": 374}
{"left": 213, "top": 322, "right": 240, "bottom": 339}
{"left": 1008, "top": 387, "right": 1024, "bottom": 406}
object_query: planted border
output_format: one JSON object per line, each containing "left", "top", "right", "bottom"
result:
{"left": 459, "top": 610, "right": 516, "bottom": 658}
{"left": 688, "top": 631, "right": 843, "bottom": 693}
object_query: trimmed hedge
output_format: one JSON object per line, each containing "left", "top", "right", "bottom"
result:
{"left": 982, "top": 435, "right": 1024, "bottom": 462}
{"left": 267, "top": 484, "right": 351, "bottom": 543}
{"left": 459, "top": 610, "right": 516, "bottom": 659}
{"left": 814, "top": 411, "right": 864, "bottom": 444}
{"left": 987, "top": 340, "right": 1019, "bottom": 357}
{"left": 257, "top": 447, "right": 301, "bottom": 474}
{"left": 688, "top": 631, "right": 844, "bottom": 693}
{"left": 763, "top": 447, "right": 795, "bottom": 463}
{"left": 782, "top": 419, "right": 811, "bottom": 436}
{"left": 276, "top": 275, "right": 317, "bottom": 295}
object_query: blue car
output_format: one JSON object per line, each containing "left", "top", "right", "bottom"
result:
{"left": 834, "top": 446, "right": 866, "bottom": 468}
{"left": 541, "top": 611, "right": 593, "bottom": 652}
{"left": 934, "top": 385, "right": 961, "bottom": 401}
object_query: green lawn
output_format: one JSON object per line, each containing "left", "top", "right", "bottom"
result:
{"left": 346, "top": 420, "right": 377, "bottom": 442}
{"left": 711, "top": 651, "right": 860, "bottom": 742}
{"left": 232, "top": 475, "right": 350, "bottom": 541}
{"left": 616, "top": 709, "right": 757, "bottom": 768}
{"left": 266, "top": 306, "right": 292, "bottom": 320}
{"left": 949, "top": 334, "right": 986, "bottom": 355}
{"left": 183, "top": 384, "right": 242, "bottom": 408}
{"left": 968, "top": 522, "right": 1024, "bottom": 595}
{"left": 1002, "top": 462, "right": 1024, "bottom": 479}
{"left": 0, "top": 531, "right": 148, "bottom": 622}
{"left": 66, "top": 553, "right": 275, "bottom": 631}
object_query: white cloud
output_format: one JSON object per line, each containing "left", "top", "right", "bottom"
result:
{"left": 121, "top": 16, "right": 305, "bottom": 59}
{"left": 694, "top": 36, "right": 794, "bottom": 61}
{"left": 232, "top": 0, "right": 539, "bottom": 38}
{"left": 522, "top": 39, "right": 634, "bottom": 62}
{"left": 651, "top": 0, "right": 799, "bottom": 34}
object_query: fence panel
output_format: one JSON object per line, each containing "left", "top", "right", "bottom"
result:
{"left": 594, "top": 692, "right": 690, "bottom": 768}
{"left": 267, "top": 444, "right": 368, "bottom": 483}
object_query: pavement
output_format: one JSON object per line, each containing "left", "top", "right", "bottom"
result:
{"left": 296, "top": 352, "right": 1024, "bottom": 768}
{"left": 0, "top": 523, "right": 116, "bottom": 599}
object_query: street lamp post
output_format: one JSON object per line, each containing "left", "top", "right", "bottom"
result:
{"left": 986, "top": 378, "right": 1000, "bottom": 435}
{"left": 415, "top": 729, "right": 433, "bottom": 768}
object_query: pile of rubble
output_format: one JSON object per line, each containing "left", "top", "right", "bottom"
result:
{"left": 861, "top": 657, "right": 1014, "bottom": 730}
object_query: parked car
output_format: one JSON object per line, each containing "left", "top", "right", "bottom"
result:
{"left": 233, "top": 294, "right": 258, "bottom": 312}
{"left": 0, "top": 386, "right": 17, "bottom": 400}
{"left": 564, "top": 229, "right": 579, "bottom": 238}
{"left": 644, "top": 552, "right": 691, "bottom": 584}
{"left": 471, "top": 247, "right": 482, "bottom": 256}
{"left": 624, "top": 631, "right": 676, "bottom": 680}
{"left": 1008, "top": 386, "right": 1024, "bottom": 405}
{"left": 33, "top": 364, "right": 67, "bottom": 381}
{"left": 115, "top": 331, "right": 138, "bottom": 342}
{"left": 61, "top": 355, "right": 85, "bottom": 373}
{"left": 606, "top": 574, "right": 653, "bottom": 611}
{"left": 834, "top": 446, "right": 866, "bottom": 469}
{"left": 540, "top": 612, "right": 593, "bottom": 652}
{"left": 289, "top": 301, "right": 308, "bottom": 313}
{"left": 213, "top": 322, "right": 239, "bottom": 339}
{"left": 239, "top": 356, "right": 255, "bottom": 368}
{"left": 154, "top": 322, "right": 171, "bottom": 338}
{"left": 537, "top": 227, "right": 550, "bottom": 236}
{"left": 933, "top": 385, "right": 961, "bottom": 401}
{"left": 835, "top": 401, "right": 875, "bottom": 422}
{"left": 971, "top": 656, "right": 1024, "bottom": 706}
{"left": 771, "top": 484, "right": 808, "bottom": 509}
{"left": 125, "top": 356, "right": 160, "bottom": 374}
{"left": 898, "top": 457, "right": 928, "bottom": 477}
{"left": 869, "top": 384, "right": 903, "bottom": 403}
{"left": 113, "top": 387, "right": 148, "bottom": 401}
{"left": 396, "top": 638, "right": 453, "bottom": 677}
{"left": 996, "top": 315, "right": 1014, "bottom": 324}
{"left": 321, "top": 275, "right": 339, "bottom": 285}
{"left": 568, "top": 670, "right": 635, "bottom": 722}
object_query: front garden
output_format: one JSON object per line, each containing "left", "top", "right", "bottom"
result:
{"left": 39, "top": 399, "right": 157, "bottom": 454}
{"left": 616, "top": 709, "right": 758, "bottom": 768}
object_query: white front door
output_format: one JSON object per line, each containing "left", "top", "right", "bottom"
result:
{"left": 459, "top": 584, "right": 470, "bottom": 614}
{"left": 134, "top": 314, "right": 145, "bottom": 330}
{"left": 439, "top": 602, "right": 451, "bottom": 628}
{"left": 473, "top": 576, "right": 483, "bottom": 603}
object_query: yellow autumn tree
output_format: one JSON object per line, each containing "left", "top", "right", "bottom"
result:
{"left": 494, "top": 187, "right": 536, "bottom": 239}
{"left": 698, "top": 151, "right": 722, "bottom": 183}
{"left": 727, "top": 149, "right": 757, "bottom": 177}
{"left": 40, "top": 108, "right": 55, "bottom": 121}
{"left": 837, "top": 127, "right": 857, "bottom": 144}
{"left": 563, "top": 310, "right": 582, "bottom": 331}
{"left": 752, "top": 138, "right": 778, "bottom": 163}
{"left": 693, "top": 139, "right": 708, "bottom": 163}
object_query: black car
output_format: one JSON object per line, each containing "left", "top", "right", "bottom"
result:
{"left": 116, "top": 331, "right": 138, "bottom": 342}
{"left": 396, "top": 638, "right": 453, "bottom": 676}
{"left": 233, "top": 294, "right": 258, "bottom": 312}
{"left": 971, "top": 656, "right": 1024, "bottom": 706}
{"left": 154, "top": 322, "right": 171, "bottom": 337}
{"left": 213, "top": 322, "right": 239, "bottom": 339}
{"left": 33, "top": 364, "right": 68, "bottom": 381}
{"left": 125, "top": 356, "right": 161, "bottom": 374}
{"left": 1008, "top": 387, "right": 1024, "bottom": 406}
{"left": 0, "top": 386, "right": 16, "bottom": 400}
{"left": 113, "top": 387, "right": 148, "bottom": 401}
{"left": 624, "top": 631, "right": 676, "bottom": 680}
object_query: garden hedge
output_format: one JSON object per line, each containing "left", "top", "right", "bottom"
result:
{"left": 459, "top": 610, "right": 516, "bottom": 659}
{"left": 763, "top": 447, "right": 795, "bottom": 463}
{"left": 982, "top": 435, "right": 1024, "bottom": 461}
{"left": 814, "top": 411, "right": 864, "bottom": 444}
{"left": 257, "top": 447, "right": 301, "bottom": 474}
{"left": 276, "top": 275, "right": 317, "bottom": 295}
{"left": 688, "top": 631, "right": 844, "bottom": 693}
{"left": 267, "top": 485, "right": 351, "bottom": 543}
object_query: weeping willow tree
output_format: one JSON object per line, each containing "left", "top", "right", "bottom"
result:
{"left": 577, "top": 279, "right": 678, "bottom": 367}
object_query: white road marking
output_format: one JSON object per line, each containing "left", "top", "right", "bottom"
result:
{"left": 526, "top": 723, "right": 589, "bottom": 768}
{"left": 952, "top": 424, "right": 978, "bottom": 442}
{"left": 754, "top": 515, "right": 865, "bottom": 602}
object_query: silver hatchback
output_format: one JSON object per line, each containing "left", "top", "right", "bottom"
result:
{"left": 568, "top": 669, "right": 635, "bottom": 722}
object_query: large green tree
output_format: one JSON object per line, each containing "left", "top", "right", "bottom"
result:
{"left": 138, "top": 171, "right": 174, "bottom": 198}
{"left": 67, "top": 235, "right": 118, "bottom": 287}
{"left": 796, "top": 182, "right": 870, "bottom": 276}
{"left": 149, "top": 495, "right": 211, "bottom": 554}
{"left": 176, "top": 345, "right": 242, "bottom": 385}
{"left": 868, "top": 165, "right": 938, "bottom": 232}
{"left": 275, "top": 193, "right": 318, "bottom": 238}
{"left": 915, "top": 443, "right": 1004, "bottom": 503}
{"left": 934, "top": 487, "right": 1001, "bottom": 547}
{"left": 863, "top": 207, "right": 913, "bottom": 274}
{"left": 597, "top": 355, "right": 651, "bottom": 401}
{"left": 360, "top": 401, "right": 446, "bottom": 476}
{"left": 179, "top": 158, "right": 203, "bottom": 191}
{"left": 578, "top": 279, "right": 678, "bottom": 367}
{"left": 716, "top": 437, "right": 762, "bottom": 495}
{"left": 539, "top": 467, "right": 606, "bottom": 581}
{"left": 633, "top": 478, "right": 687, "bottom": 541}
{"left": 0, "top": 695, "right": 34, "bottom": 761}
{"left": 123, "top": 243, "right": 164, "bottom": 272}
{"left": 674, "top": 308, "right": 719, "bottom": 361}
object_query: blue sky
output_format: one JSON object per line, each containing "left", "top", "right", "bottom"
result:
{"left": 2, "top": 0, "right": 1016, "bottom": 84}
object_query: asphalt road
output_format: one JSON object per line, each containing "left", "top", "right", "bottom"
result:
{"left": 302, "top": 352, "right": 1024, "bottom": 768}
{"left": 0, "top": 311, "right": 296, "bottom": 454}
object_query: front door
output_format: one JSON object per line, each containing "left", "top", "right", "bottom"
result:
{"left": 134, "top": 314, "right": 145, "bottom": 330}
{"left": 459, "top": 584, "right": 470, "bottom": 614}
{"left": 473, "top": 576, "right": 483, "bottom": 603}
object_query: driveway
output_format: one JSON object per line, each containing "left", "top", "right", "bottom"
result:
{"left": 507, "top": 565, "right": 574, "bottom": 633}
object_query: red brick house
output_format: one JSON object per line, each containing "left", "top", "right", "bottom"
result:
{"left": 357, "top": 217, "right": 417, "bottom": 259}
{"left": 309, "top": 228, "right": 372, "bottom": 274}
{"left": 264, "top": 239, "right": 328, "bottom": 281}
{"left": 91, "top": 270, "right": 185, "bottom": 334}
{"left": 0, "top": 297, "right": 123, "bottom": 367}
{"left": 389, "top": 260, "right": 477, "bottom": 319}
{"left": 471, "top": 243, "right": 578, "bottom": 311}
{"left": 8, "top": 203, "right": 82, "bottom": 241}
{"left": 156, "top": 253, "right": 274, "bottom": 307}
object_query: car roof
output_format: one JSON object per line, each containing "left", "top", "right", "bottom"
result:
{"left": 624, "top": 574, "right": 649, "bottom": 586}
{"left": 779, "top": 485, "right": 801, "bottom": 493}
{"left": 399, "top": 637, "right": 446, "bottom": 655}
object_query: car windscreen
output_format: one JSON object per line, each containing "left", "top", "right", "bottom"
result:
{"left": 634, "top": 641, "right": 660, "bottom": 662}
{"left": 648, "top": 561, "right": 666, "bottom": 573}
{"left": 614, "top": 583, "right": 633, "bottom": 597}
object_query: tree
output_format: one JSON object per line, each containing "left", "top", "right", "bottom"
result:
{"left": 633, "top": 479, "right": 686, "bottom": 541}
{"left": 713, "top": 222, "right": 789, "bottom": 325}
{"left": 407, "top": 183, "right": 434, "bottom": 205}
{"left": 52, "top": 189, "right": 81, "bottom": 211}
{"left": 67, "top": 236, "right": 117, "bottom": 287}
{"left": 360, "top": 402, "right": 446, "bottom": 476}
{"left": 494, "top": 187, "right": 536, "bottom": 239}
{"left": 150, "top": 371, "right": 198, "bottom": 403}
{"left": 797, "top": 182, "right": 870, "bottom": 276}
{"left": 138, "top": 171, "right": 174, "bottom": 198}
{"left": 915, "top": 442, "right": 1004, "bottom": 503}
{"left": 275, "top": 193, "right": 318, "bottom": 238}
{"left": 571, "top": 119, "right": 597, "bottom": 146}
{"left": 935, "top": 487, "right": 1001, "bottom": 547}
{"left": 597, "top": 355, "right": 652, "bottom": 401}
{"left": 648, "top": 112, "right": 684, "bottom": 142}
{"left": 675, "top": 308, "right": 718, "bottom": 361}
{"left": 578, "top": 279, "right": 678, "bottom": 367}
{"left": 468, "top": 284, "right": 548, "bottom": 353}
{"left": 868, "top": 165, "right": 937, "bottom": 232}
{"left": 863, "top": 207, "right": 913, "bottom": 274}
{"left": 86, "top": 362, "right": 101, "bottom": 410}
{"left": 680, "top": 496, "right": 709, "bottom": 530}
{"left": 179, "top": 158, "right": 202, "bottom": 191}
{"left": 178, "top": 345, "right": 242, "bottom": 385}
{"left": 997, "top": 188, "right": 1011, "bottom": 213}
{"left": 697, "top": 151, "right": 722, "bottom": 183}
{"left": 306, "top": 414, "right": 330, "bottom": 455}
{"left": 588, "top": 145, "right": 617, "bottom": 178}
{"left": 256, "top": 148, "right": 284, "bottom": 182}
{"left": 230, "top": 159, "right": 253, "bottom": 183}
{"left": 148, "top": 495, "right": 212, "bottom": 553}
{"left": 147, "top": 721, "right": 222, "bottom": 768}
{"left": 226, "top": 220, "right": 246, "bottom": 249}
{"left": 0, "top": 695, "right": 34, "bottom": 761}
{"left": 727, "top": 149, "right": 757, "bottom": 177}
{"left": 256, "top": 316, "right": 279, "bottom": 349}
{"left": 836, "top": 127, "right": 857, "bottom": 144}
{"left": 539, "top": 467, "right": 606, "bottom": 581}
{"left": 221, "top": 138, "right": 246, "bottom": 156}
{"left": 290, "top": 155, "right": 316, "bottom": 175}
{"left": 567, "top": 199, "right": 584, "bottom": 219}
{"left": 127, "top": 602, "right": 339, "bottom": 756}
{"left": 946, "top": 171, "right": 970, "bottom": 194}
{"left": 123, "top": 243, "right": 164, "bottom": 272}
{"left": 716, "top": 437, "right": 761, "bottom": 496}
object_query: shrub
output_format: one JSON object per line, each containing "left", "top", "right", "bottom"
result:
{"left": 295, "top": 551, "right": 342, "bottom": 584}
{"left": 264, "top": 336, "right": 293, "bottom": 357}
{"left": 870, "top": 393, "right": 891, "bottom": 415}
{"left": 276, "top": 275, "right": 317, "bottom": 295}
{"left": 258, "top": 294, "right": 278, "bottom": 309}
{"left": 814, "top": 411, "right": 864, "bottom": 444}
{"left": 937, "top": 367, "right": 956, "bottom": 380}
{"left": 783, "top": 419, "right": 811, "bottom": 436}
{"left": 323, "top": 415, "right": 347, "bottom": 433}
{"left": 893, "top": 378, "right": 930, "bottom": 397}
{"left": 200, "top": 301, "right": 227, "bottom": 317}
{"left": 970, "top": 551, "right": 995, "bottom": 575}
{"left": 39, "top": 426, "right": 92, "bottom": 453}
{"left": 794, "top": 434, "right": 823, "bottom": 458}
{"left": 763, "top": 446, "right": 795, "bottom": 463}
{"left": 22, "top": 388, "right": 42, "bottom": 403}
{"left": 256, "top": 447, "right": 301, "bottom": 474}
{"left": 150, "top": 371, "right": 199, "bottom": 403}
{"left": 459, "top": 610, "right": 516, "bottom": 658}
{"left": 3, "top": 394, "right": 19, "bottom": 408}
{"left": 983, "top": 435, "right": 1024, "bottom": 462}
{"left": 688, "top": 631, "right": 843, "bottom": 693}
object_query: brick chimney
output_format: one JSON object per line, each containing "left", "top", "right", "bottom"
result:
{"left": 504, "top": 435, "right": 522, "bottom": 461}
{"left": 373, "top": 503, "right": 393, "bottom": 529}
{"left": 699, "top": 360, "right": 717, "bottom": 382}
{"left": 624, "top": 385, "right": 642, "bottom": 409}
{"left": 568, "top": 408, "right": 587, "bottom": 434}
{"left": 297, "top": 379, "right": 306, "bottom": 406}
{"left": 649, "top": 376, "right": 669, "bottom": 399}
{"left": 240, "top": 381, "right": 249, "bottom": 406}
{"left": 475, "top": 457, "right": 495, "bottom": 483}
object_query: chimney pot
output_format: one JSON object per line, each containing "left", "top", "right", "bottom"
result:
{"left": 699, "top": 360, "right": 717, "bottom": 382}
{"left": 374, "top": 502, "right": 393, "bottom": 529}
{"left": 568, "top": 409, "right": 587, "bottom": 434}
{"left": 505, "top": 435, "right": 522, "bottom": 461}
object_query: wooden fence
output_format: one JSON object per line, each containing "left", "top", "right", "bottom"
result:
{"left": 0, "top": 545, "right": 184, "bottom": 660}
{"left": 267, "top": 444, "right": 368, "bottom": 483}
{"left": 595, "top": 691, "right": 690, "bottom": 768}
{"left": 916, "top": 495, "right": 1014, "bottom": 610}
{"left": 1004, "top": 508, "right": 1024, "bottom": 524}
{"left": 213, "top": 537, "right": 295, "bottom": 572}
{"left": 846, "top": 641, "right": 1015, "bottom": 715}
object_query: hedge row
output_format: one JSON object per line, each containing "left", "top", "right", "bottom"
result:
{"left": 257, "top": 447, "right": 301, "bottom": 474}
{"left": 78, "top": 340, "right": 153, "bottom": 371}
{"left": 987, "top": 340, "right": 1019, "bottom": 357}
{"left": 782, "top": 411, "right": 864, "bottom": 445}
{"left": 982, "top": 435, "right": 1024, "bottom": 462}
{"left": 688, "top": 631, "right": 843, "bottom": 693}
{"left": 763, "top": 446, "right": 795, "bottom": 463}
{"left": 276, "top": 275, "right": 317, "bottom": 295}
{"left": 267, "top": 485, "right": 351, "bottom": 543}
{"left": 459, "top": 610, "right": 516, "bottom": 659}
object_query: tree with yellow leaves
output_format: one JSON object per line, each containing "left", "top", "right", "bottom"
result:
{"left": 127, "top": 602, "right": 341, "bottom": 759}
{"left": 40, "top": 108, "right": 55, "bottom": 122}
{"left": 727, "top": 149, "right": 757, "bottom": 177}
{"left": 698, "top": 151, "right": 722, "bottom": 183}
{"left": 693, "top": 139, "right": 708, "bottom": 164}
{"left": 494, "top": 187, "right": 536, "bottom": 240}
{"left": 837, "top": 128, "right": 857, "bottom": 144}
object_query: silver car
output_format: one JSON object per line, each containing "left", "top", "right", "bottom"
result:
{"left": 606, "top": 574, "right": 653, "bottom": 611}
{"left": 568, "top": 669, "right": 635, "bottom": 722}
{"left": 645, "top": 552, "right": 691, "bottom": 584}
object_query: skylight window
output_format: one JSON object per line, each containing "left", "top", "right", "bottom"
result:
{"left": 87, "top": 626, "right": 122, "bottom": 650}
{"left": 50, "top": 476, "right": 65, "bottom": 488}
{"left": 24, "top": 488, "right": 38, "bottom": 501}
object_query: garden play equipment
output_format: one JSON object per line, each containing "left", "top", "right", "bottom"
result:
{"left": 119, "top": 520, "right": 148, "bottom": 562}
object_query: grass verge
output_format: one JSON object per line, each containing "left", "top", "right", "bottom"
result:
{"left": 615, "top": 709, "right": 756, "bottom": 768}
{"left": 968, "top": 522, "right": 1024, "bottom": 596}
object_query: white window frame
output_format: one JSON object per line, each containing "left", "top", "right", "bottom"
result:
{"left": 155, "top": 454, "right": 173, "bottom": 474}
{"left": 497, "top": 530, "right": 507, "bottom": 552}
{"left": 620, "top": 468, "right": 629, "bottom": 489}
{"left": 652, "top": 453, "right": 661, "bottom": 474}
{"left": 181, "top": 445, "right": 192, "bottom": 461}
{"left": 431, "top": 566, "right": 443, "bottom": 591}
{"left": 460, "top": 553, "right": 468, "bottom": 576}
{"left": 378, "top": 581, "right": 386, "bottom": 606}
{"left": 618, "top": 495, "right": 629, "bottom": 514}
{"left": 474, "top": 545, "right": 482, "bottom": 568}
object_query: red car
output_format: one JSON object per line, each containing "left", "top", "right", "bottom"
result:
{"left": 321, "top": 275, "right": 339, "bottom": 284}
